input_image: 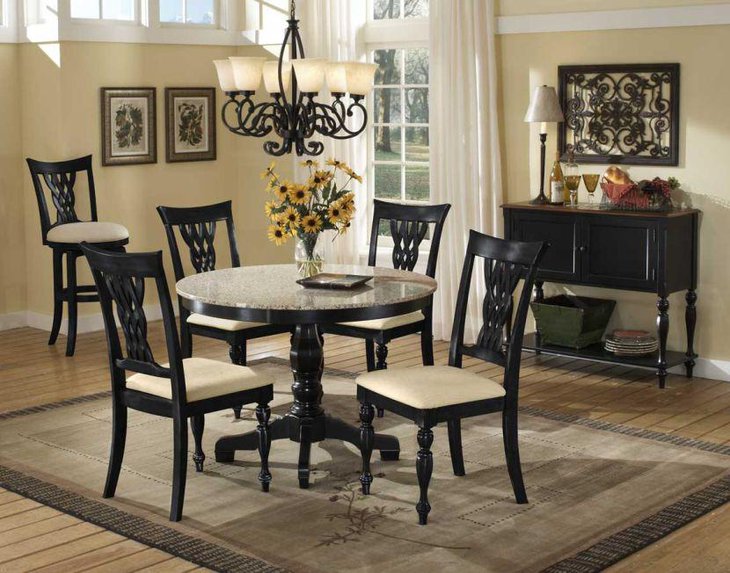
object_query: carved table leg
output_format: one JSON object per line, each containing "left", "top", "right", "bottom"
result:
{"left": 534, "top": 281, "right": 544, "bottom": 354}
{"left": 657, "top": 295, "right": 670, "bottom": 389}
{"left": 685, "top": 289, "right": 697, "bottom": 378}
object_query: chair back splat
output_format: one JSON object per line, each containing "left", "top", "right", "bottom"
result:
{"left": 157, "top": 201, "right": 240, "bottom": 282}
{"left": 449, "top": 230, "right": 547, "bottom": 400}
{"left": 367, "top": 199, "right": 451, "bottom": 278}
{"left": 81, "top": 244, "right": 185, "bottom": 401}
{"left": 26, "top": 155, "right": 98, "bottom": 243}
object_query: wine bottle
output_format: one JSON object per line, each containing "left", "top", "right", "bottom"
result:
{"left": 549, "top": 151, "right": 565, "bottom": 205}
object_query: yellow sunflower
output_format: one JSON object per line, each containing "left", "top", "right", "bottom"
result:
{"left": 260, "top": 161, "right": 277, "bottom": 180}
{"left": 267, "top": 224, "right": 288, "bottom": 246}
{"left": 309, "top": 170, "right": 333, "bottom": 189}
{"left": 288, "top": 184, "right": 312, "bottom": 206}
{"left": 273, "top": 180, "right": 294, "bottom": 201}
{"left": 327, "top": 202, "right": 345, "bottom": 224}
{"left": 325, "top": 158, "right": 348, "bottom": 170}
{"left": 339, "top": 193, "right": 355, "bottom": 214}
{"left": 264, "top": 200, "right": 279, "bottom": 220}
{"left": 282, "top": 206, "right": 301, "bottom": 229}
{"left": 301, "top": 213, "right": 323, "bottom": 234}
{"left": 343, "top": 165, "right": 363, "bottom": 183}
{"left": 300, "top": 159, "right": 319, "bottom": 169}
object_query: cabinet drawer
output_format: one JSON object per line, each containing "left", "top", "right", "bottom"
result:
{"left": 510, "top": 212, "right": 580, "bottom": 282}
{"left": 582, "top": 218, "right": 657, "bottom": 290}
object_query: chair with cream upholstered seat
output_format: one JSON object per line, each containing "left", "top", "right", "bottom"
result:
{"left": 157, "top": 201, "right": 291, "bottom": 418}
{"left": 27, "top": 155, "right": 130, "bottom": 356}
{"left": 321, "top": 199, "right": 451, "bottom": 417}
{"left": 81, "top": 243, "right": 274, "bottom": 522}
{"left": 356, "top": 230, "right": 547, "bottom": 525}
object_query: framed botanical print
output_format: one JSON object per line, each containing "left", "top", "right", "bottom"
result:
{"left": 165, "top": 88, "right": 217, "bottom": 163}
{"left": 101, "top": 87, "right": 157, "bottom": 166}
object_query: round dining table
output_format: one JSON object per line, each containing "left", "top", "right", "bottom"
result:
{"left": 176, "top": 263, "right": 437, "bottom": 488}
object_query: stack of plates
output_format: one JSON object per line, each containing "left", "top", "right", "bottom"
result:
{"left": 604, "top": 330, "right": 658, "bottom": 356}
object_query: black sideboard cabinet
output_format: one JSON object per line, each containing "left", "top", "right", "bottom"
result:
{"left": 502, "top": 202, "right": 700, "bottom": 388}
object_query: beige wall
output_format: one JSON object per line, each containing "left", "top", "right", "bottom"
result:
{"left": 15, "top": 41, "right": 291, "bottom": 318}
{"left": 497, "top": 23, "right": 730, "bottom": 361}
{"left": 0, "top": 44, "right": 25, "bottom": 315}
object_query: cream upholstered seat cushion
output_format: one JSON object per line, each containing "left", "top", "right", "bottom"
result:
{"left": 357, "top": 365, "right": 505, "bottom": 410}
{"left": 338, "top": 310, "right": 425, "bottom": 331}
{"left": 126, "top": 357, "right": 273, "bottom": 402}
{"left": 46, "top": 222, "right": 129, "bottom": 244}
{"left": 187, "top": 313, "right": 266, "bottom": 332}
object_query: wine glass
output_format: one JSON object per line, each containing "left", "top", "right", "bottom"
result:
{"left": 582, "top": 173, "right": 600, "bottom": 205}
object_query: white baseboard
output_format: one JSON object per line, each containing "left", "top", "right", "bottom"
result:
{"left": 4, "top": 305, "right": 172, "bottom": 336}
{"left": 669, "top": 358, "right": 730, "bottom": 383}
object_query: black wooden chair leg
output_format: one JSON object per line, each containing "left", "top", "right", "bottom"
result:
{"left": 447, "top": 419, "right": 466, "bottom": 476}
{"left": 170, "top": 415, "right": 189, "bottom": 522}
{"left": 103, "top": 402, "right": 127, "bottom": 499}
{"left": 420, "top": 322, "right": 434, "bottom": 366}
{"left": 49, "top": 249, "right": 64, "bottom": 346}
{"left": 191, "top": 414, "right": 205, "bottom": 472}
{"left": 359, "top": 402, "right": 375, "bottom": 494}
{"left": 503, "top": 407, "right": 528, "bottom": 504}
{"left": 375, "top": 343, "right": 388, "bottom": 418}
{"left": 255, "top": 403, "right": 272, "bottom": 492}
{"left": 365, "top": 340, "right": 376, "bottom": 372}
{"left": 229, "top": 342, "right": 246, "bottom": 418}
{"left": 416, "top": 426, "right": 434, "bottom": 525}
{"left": 65, "top": 252, "right": 79, "bottom": 357}
{"left": 180, "top": 321, "right": 193, "bottom": 359}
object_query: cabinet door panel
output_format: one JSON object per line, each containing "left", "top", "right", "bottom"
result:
{"left": 582, "top": 217, "right": 657, "bottom": 290}
{"left": 511, "top": 213, "right": 579, "bottom": 282}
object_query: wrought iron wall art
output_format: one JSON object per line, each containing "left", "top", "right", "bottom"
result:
{"left": 558, "top": 64, "right": 680, "bottom": 166}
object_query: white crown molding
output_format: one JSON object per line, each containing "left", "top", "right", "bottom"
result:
{"left": 496, "top": 3, "right": 730, "bottom": 35}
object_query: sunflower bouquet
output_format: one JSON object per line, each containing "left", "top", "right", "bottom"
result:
{"left": 261, "top": 158, "right": 361, "bottom": 274}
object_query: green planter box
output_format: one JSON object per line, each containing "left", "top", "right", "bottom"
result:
{"left": 531, "top": 295, "right": 616, "bottom": 349}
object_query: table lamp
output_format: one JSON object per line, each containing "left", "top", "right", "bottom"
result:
{"left": 524, "top": 85, "right": 565, "bottom": 205}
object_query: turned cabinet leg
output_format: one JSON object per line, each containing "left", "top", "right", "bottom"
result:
{"left": 534, "top": 281, "right": 544, "bottom": 354}
{"left": 657, "top": 295, "right": 670, "bottom": 389}
{"left": 685, "top": 289, "right": 697, "bottom": 379}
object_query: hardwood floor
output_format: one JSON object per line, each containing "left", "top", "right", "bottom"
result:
{"left": 0, "top": 325, "right": 728, "bottom": 572}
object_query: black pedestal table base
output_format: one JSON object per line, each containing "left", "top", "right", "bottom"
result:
{"left": 214, "top": 324, "right": 400, "bottom": 488}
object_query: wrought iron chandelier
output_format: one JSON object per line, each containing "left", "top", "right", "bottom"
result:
{"left": 213, "top": 0, "right": 376, "bottom": 157}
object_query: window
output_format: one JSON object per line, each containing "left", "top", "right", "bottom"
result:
{"left": 70, "top": 0, "right": 135, "bottom": 21}
{"left": 371, "top": 46, "right": 429, "bottom": 206}
{"left": 373, "top": 0, "right": 429, "bottom": 20}
{"left": 160, "top": 0, "right": 217, "bottom": 25}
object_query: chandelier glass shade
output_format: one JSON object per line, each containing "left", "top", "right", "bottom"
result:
{"left": 213, "top": 3, "right": 376, "bottom": 157}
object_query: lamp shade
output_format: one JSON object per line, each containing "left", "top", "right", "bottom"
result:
{"left": 524, "top": 85, "right": 564, "bottom": 123}
{"left": 263, "top": 60, "right": 292, "bottom": 94}
{"left": 292, "top": 58, "right": 327, "bottom": 93}
{"left": 345, "top": 62, "right": 377, "bottom": 96}
{"left": 229, "top": 57, "right": 266, "bottom": 92}
{"left": 213, "top": 59, "right": 237, "bottom": 92}
{"left": 325, "top": 62, "right": 347, "bottom": 94}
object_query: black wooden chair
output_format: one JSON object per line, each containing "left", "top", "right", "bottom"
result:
{"left": 81, "top": 243, "right": 274, "bottom": 522}
{"left": 356, "top": 230, "right": 547, "bottom": 524}
{"left": 322, "top": 199, "right": 451, "bottom": 417}
{"left": 157, "top": 201, "right": 290, "bottom": 418}
{"left": 27, "top": 155, "right": 129, "bottom": 356}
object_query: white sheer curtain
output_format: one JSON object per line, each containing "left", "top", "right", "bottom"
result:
{"left": 299, "top": 0, "right": 368, "bottom": 264}
{"left": 430, "top": 0, "right": 504, "bottom": 342}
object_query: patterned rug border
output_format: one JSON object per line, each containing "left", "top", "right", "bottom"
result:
{"left": 1, "top": 355, "right": 728, "bottom": 572}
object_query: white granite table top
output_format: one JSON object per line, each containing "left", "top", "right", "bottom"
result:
{"left": 176, "top": 264, "right": 437, "bottom": 321}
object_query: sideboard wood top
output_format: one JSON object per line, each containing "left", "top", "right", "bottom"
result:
{"left": 501, "top": 202, "right": 700, "bottom": 218}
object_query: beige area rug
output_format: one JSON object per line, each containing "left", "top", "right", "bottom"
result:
{"left": 0, "top": 358, "right": 728, "bottom": 573}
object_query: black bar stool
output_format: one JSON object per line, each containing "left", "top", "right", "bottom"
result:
{"left": 27, "top": 155, "right": 129, "bottom": 356}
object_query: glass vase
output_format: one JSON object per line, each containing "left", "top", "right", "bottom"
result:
{"left": 295, "top": 233, "right": 324, "bottom": 277}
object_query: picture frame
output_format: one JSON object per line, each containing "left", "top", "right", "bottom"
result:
{"left": 558, "top": 64, "right": 680, "bottom": 166}
{"left": 101, "top": 87, "right": 157, "bottom": 167}
{"left": 165, "top": 87, "right": 217, "bottom": 163}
